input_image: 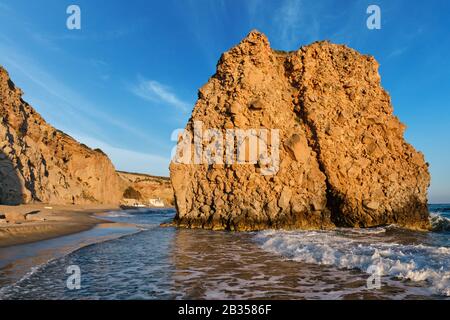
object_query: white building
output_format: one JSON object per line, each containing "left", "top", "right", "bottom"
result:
{"left": 148, "top": 198, "right": 165, "bottom": 207}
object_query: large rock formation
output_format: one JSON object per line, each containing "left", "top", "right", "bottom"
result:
{"left": 0, "top": 66, "right": 122, "bottom": 205}
{"left": 170, "top": 31, "right": 430, "bottom": 231}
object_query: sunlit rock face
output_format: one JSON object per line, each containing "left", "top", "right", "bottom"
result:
{"left": 0, "top": 66, "right": 122, "bottom": 205}
{"left": 170, "top": 30, "right": 430, "bottom": 231}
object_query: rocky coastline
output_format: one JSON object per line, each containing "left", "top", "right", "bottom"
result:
{"left": 170, "top": 31, "right": 430, "bottom": 231}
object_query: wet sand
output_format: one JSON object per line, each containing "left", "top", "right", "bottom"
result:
{"left": 0, "top": 204, "right": 120, "bottom": 248}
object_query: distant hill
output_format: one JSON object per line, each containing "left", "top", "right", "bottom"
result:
{"left": 0, "top": 66, "right": 122, "bottom": 205}
{"left": 117, "top": 171, "right": 174, "bottom": 206}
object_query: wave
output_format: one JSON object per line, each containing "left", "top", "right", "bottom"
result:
{"left": 430, "top": 213, "right": 450, "bottom": 232}
{"left": 102, "top": 211, "right": 132, "bottom": 218}
{"left": 0, "top": 226, "right": 143, "bottom": 299}
{"left": 254, "top": 229, "right": 450, "bottom": 297}
{"left": 0, "top": 256, "right": 57, "bottom": 299}
{"left": 103, "top": 208, "right": 175, "bottom": 218}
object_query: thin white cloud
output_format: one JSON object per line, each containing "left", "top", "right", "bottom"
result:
{"left": 73, "top": 135, "right": 170, "bottom": 177}
{"left": 131, "top": 77, "right": 190, "bottom": 112}
{"left": 0, "top": 1, "right": 11, "bottom": 12}
{"left": 273, "top": 0, "right": 320, "bottom": 49}
{"left": 0, "top": 38, "right": 152, "bottom": 143}
{"left": 89, "top": 58, "right": 108, "bottom": 68}
{"left": 26, "top": 24, "right": 144, "bottom": 43}
{"left": 0, "top": 38, "right": 174, "bottom": 175}
{"left": 182, "top": 0, "right": 229, "bottom": 70}
{"left": 30, "top": 32, "right": 62, "bottom": 52}
{"left": 387, "top": 46, "right": 408, "bottom": 59}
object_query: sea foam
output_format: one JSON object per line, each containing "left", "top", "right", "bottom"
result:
{"left": 254, "top": 227, "right": 450, "bottom": 296}
{"left": 430, "top": 212, "right": 450, "bottom": 232}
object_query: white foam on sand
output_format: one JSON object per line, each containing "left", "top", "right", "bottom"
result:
{"left": 254, "top": 228, "right": 450, "bottom": 296}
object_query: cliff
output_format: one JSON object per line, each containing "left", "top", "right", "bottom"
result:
{"left": 118, "top": 171, "right": 174, "bottom": 206}
{"left": 170, "top": 31, "right": 430, "bottom": 231}
{"left": 0, "top": 66, "right": 122, "bottom": 205}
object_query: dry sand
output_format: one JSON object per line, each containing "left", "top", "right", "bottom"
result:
{"left": 0, "top": 204, "right": 119, "bottom": 248}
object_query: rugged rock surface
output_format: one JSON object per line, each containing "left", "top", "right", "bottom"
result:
{"left": 170, "top": 31, "right": 430, "bottom": 231}
{"left": 0, "top": 66, "right": 122, "bottom": 205}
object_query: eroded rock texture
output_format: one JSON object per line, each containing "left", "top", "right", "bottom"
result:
{"left": 170, "top": 31, "right": 430, "bottom": 231}
{"left": 0, "top": 67, "right": 122, "bottom": 205}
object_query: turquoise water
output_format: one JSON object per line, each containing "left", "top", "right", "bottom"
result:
{"left": 0, "top": 206, "right": 449, "bottom": 300}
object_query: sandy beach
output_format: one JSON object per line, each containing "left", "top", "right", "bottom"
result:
{"left": 0, "top": 204, "right": 120, "bottom": 248}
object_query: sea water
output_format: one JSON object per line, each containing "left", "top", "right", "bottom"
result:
{"left": 0, "top": 205, "right": 448, "bottom": 300}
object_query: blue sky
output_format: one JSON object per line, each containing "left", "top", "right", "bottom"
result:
{"left": 0, "top": 0, "right": 449, "bottom": 202}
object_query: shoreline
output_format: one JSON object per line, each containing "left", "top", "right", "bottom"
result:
{"left": 0, "top": 206, "right": 141, "bottom": 291}
{"left": 0, "top": 207, "right": 448, "bottom": 299}
{"left": 0, "top": 204, "right": 120, "bottom": 248}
